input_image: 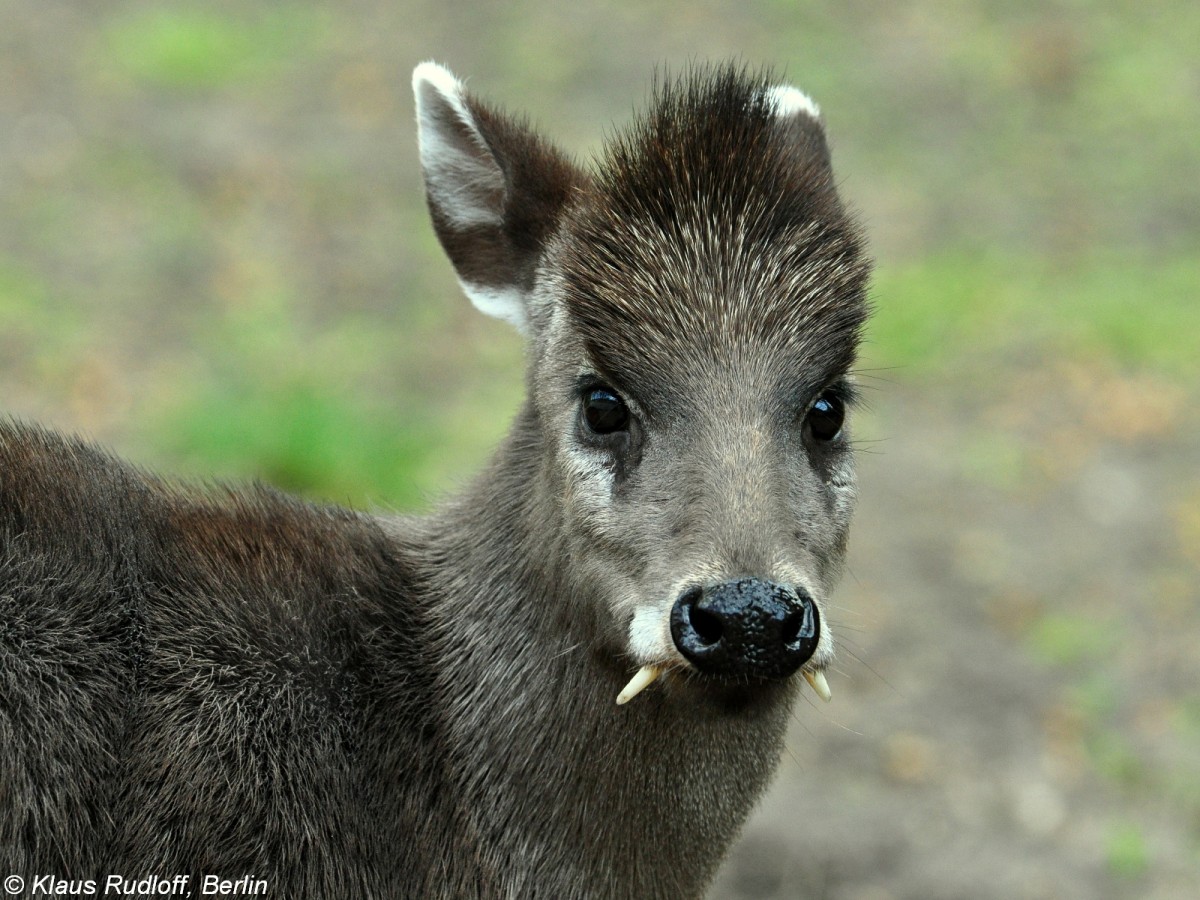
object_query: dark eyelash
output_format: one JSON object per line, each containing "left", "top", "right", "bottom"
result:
{"left": 823, "top": 379, "right": 859, "bottom": 409}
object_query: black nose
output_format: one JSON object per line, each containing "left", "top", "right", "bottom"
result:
{"left": 670, "top": 578, "right": 819, "bottom": 679}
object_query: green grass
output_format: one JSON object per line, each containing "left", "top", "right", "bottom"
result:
{"left": 865, "top": 252, "right": 1200, "bottom": 382}
{"left": 1106, "top": 821, "right": 1151, "bottom": 878}
{"left": 1027, "top": 613, "right": 1120, "bottom": 668}
{"left": 155, "top": 379, "right": 439, "bottom": 510}
{"left": 0, "top": 262, "right": 88, "bottom": 376}
{"left": 101, "top": 6, "right": 325, "bottom": 90}
{"left": 137, "top": 280, "right": 452, "bottom": 510}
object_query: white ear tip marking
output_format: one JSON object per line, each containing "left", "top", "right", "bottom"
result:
{"left": 766, "top": 84, "right": 821, "bottom": 120}
{"left": 412, "top": 61, "right": 463, "bottom": 101}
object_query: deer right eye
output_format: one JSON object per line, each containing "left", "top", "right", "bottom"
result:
{"left": 582, "top": 387, "right": 630, "bottom": 434}
{"left": 806, "top": 391, "right": 846, "bottom": 442}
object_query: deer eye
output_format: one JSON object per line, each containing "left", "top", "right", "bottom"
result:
{"left": 806, "top": 392, "right": 845, "bottom": 442}
{"left": 582, "top": 387, "right": 630, "bottom": 434}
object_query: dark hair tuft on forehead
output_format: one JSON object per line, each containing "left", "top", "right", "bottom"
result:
{"left": 558, "top": 63, "right": 870, "bottom": 391}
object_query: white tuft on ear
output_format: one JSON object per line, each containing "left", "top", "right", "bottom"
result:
{"left": 412, "top": 61, "right": 505, "bottom": 230}
{"left": 412, "top": 61, "right": 470, "bottom": 117}
{"left": 765, "top": 84, "right": 821, "bottom": 121}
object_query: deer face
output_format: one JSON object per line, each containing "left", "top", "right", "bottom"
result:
{"left": 414, "top": 62, "right": 869, "bottom": 704}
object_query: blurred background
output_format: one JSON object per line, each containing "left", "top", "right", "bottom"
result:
{"left": 1, "top": 1, "right": 1197, "bottom": 896}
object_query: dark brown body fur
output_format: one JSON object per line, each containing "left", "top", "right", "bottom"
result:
{"left": 0, "top": 417, "right": 789, "bottom": 897}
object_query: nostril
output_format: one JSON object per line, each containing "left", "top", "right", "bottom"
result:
{"left": 689, "top": 606, "right": 724, "bottom": 645}
{"left": 781, "top": 610, "right": 804, "bottom": 644}
{"left": 671, "top": 585, "right": 727, "bottom": 662}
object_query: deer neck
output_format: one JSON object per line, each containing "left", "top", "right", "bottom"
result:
{"left": 404, "top": 404, "right": 795, "bottom": 896}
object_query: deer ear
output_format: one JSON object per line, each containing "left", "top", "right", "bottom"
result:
{"left": 762, "top": 81, "right": 833, "bottom": 174}
{"left": 413, "top": 62, "right": 580, "bottom": 333}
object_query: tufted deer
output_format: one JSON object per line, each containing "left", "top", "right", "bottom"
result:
{"left": 0, "top": 62, "right": 870, "bottom": 898}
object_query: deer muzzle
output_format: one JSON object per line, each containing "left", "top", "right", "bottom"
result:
{"left": 669, "top": 578, "right": 820, "bottom": 679}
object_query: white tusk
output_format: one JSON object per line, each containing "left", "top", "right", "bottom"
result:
{"left": 803, "top": 669, "right": 832, "bottom": 703}
{"left": 616, "top": 664, "right": 662, "bottom": 705}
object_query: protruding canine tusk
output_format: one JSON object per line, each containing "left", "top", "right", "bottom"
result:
{"left": 803, "top": 669, "right": 832, "bottom": 703}
{"left": 616, "top": 664, "right": 662, "bottom": 705}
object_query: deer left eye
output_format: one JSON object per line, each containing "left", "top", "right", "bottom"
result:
{"left": 583, "top": 387, "right": 630, "bottom": 434}
{"left": 806, "top": 392, "right": 845, "bottom": 442}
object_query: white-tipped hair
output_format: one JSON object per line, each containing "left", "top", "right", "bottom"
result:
{"left": 765, "top": 84, "right": 821, "bottom": 120}
{"left": 412, "top": 61, "right": 468, "bottom": 116}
